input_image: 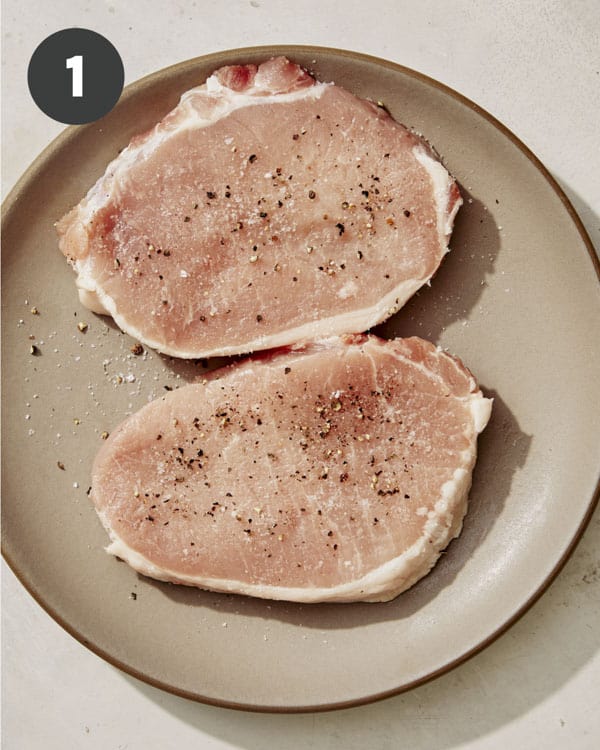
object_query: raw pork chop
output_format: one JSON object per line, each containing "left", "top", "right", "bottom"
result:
{"left": 91, "top": 335, "right": 491, "bottom": 602}
{"left": 57, "top": 57, "right": 462, "bottom": 358}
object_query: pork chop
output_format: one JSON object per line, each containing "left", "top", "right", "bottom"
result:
{"left": 91, "top": 335, "right": 491, "bottom": 603}
{"left": 57, "top": 57, "right": 462, "bottom": 358}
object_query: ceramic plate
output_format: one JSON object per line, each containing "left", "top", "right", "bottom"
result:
{"left": 2, "top": 46, "right": 599, "bottom": 712}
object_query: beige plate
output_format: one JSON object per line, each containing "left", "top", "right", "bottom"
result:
{"left": 2, "top": 46, "right": 599, "bottom": 712}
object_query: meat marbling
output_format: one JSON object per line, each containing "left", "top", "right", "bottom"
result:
{"left": 57, "top": 57, "right": 462, "bottom": 359}
{"left": 91, "top": 335, "right": 491, "bottom": 603}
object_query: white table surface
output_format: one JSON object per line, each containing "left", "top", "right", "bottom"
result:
{"left": 2, "top": 1, "right": 599, "bottom": 748}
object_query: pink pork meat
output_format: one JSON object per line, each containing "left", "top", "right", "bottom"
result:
{"left": 57, "top": 57, "right": 462, "bottom": 358}
{"left": 91, "top": 335, "right": 491, "bottom": 603}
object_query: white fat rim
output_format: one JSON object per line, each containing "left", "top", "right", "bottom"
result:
{"left": 101, "top": 463, "right": 474, "bottom": 603}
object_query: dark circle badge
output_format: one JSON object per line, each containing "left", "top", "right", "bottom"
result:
{"left": 28, "top": 28, "right": 124, "bottom": 125}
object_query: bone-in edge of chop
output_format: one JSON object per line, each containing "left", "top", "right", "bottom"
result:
{"left": 91, "top": 335, "right": 491, "bottom": 603}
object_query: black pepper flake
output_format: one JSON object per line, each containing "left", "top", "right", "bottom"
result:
{"left": 30, "top": 344, "right": 40, "bottom": 356}
{"left": 259, "top": 211, "right": 268, "bottom": 218}
{"left": 164, "top": 385, "right": 173, "bottom": 391}
{"left": 327, "top": 530, "right": 333, "bottom": 537}
{"left": 284, "top": 367, "right": 291, "bottom": 374}
{"left": 248, "top": 154, "right": 257, "bottom": 163}
{"left": 130, "top": 592, "right": 137, "bottom": 600}
{"left": 57, "top": 461, "right": 65, "bottom": 471}
{"left": 163, "top": 249, "right": 171, "bottom": 257}
{"left": 308, "top": 190, "right": 316, "bottom": 199}
{"left": 184, "top": 216, "right": 191, "bottom": 222}
{"left": 206, "top": 191, "right": 217, "bottom": 199}
{"left": 404, "top": 209, "right": 411, "bottom": 217}
{"left": 130, "top": 343, "right": 144, "bottom": 355}
{"left": 335, "top": 223, "right": 345, "bottom": 236}
{"left": 256, "top": 314, "right": 263, "bottom": 322}
{"left": 292, "top": 133, "right": 299, "bottom": 140}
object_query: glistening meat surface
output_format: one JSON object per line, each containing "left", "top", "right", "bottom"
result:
{"left": 57, "top": 57, "right": 462, "bottom": 358}
{"left": 91, "top": 335, "right": 491, "bottom": 603}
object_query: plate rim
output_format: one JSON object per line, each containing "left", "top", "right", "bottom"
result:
{"left": 2, "top": 43, "right": 599, "bottom": 714}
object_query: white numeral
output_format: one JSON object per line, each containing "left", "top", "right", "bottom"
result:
{"left": 66, "top": 55, "right": 83, "bottom": 97}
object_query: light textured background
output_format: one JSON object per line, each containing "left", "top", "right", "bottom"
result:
{"left": 2, "top": 1, "right": 599, "bottom": 748}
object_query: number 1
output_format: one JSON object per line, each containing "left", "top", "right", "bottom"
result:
{"left": 66, "top": 55, "right": 83, "bottom": 97}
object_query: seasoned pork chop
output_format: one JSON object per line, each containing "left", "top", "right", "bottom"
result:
{"left": 91, "top": 335, "right": 491, "bottom": 602}
{"left": 57, "top": 57, "right": 461, "bottom": 358}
